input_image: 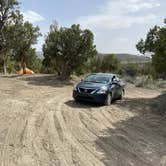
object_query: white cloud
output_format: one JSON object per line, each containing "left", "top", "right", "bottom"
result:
{"left": 102, "top": 0, "right": 160, "bottom": 14}
{"left": 78, "top": 14, "right": 156, "bottom": 29}
{"left": 22, "top": 10, "right": 45, "bottom": 23}
{"left": 77, "top": 0, "right": 160, "bottom": 29}
{"left": 97, "top": 37, "right": 139, "bottom": 54}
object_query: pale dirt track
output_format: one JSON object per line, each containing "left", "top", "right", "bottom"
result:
{"left": 0, "top": 75, "right": 166, "bottom": 166}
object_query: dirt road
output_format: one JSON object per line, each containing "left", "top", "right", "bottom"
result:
{"left": 0, "top": 75, "right": 166, "bottom": 166}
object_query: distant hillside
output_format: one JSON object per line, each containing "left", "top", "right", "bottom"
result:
{"left": 36, "top": 51, "right": 151, "bottom": 64}
{"left": 97, "top": 53, "right": 151, "bottom": 64}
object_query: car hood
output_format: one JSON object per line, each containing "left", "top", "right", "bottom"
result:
{"left": 77, "top": 81, "right": 108, "bottom": 89}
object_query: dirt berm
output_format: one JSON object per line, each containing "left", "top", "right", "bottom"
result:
{"left": 0, "top": 75, "right": 166, "bottom": 166}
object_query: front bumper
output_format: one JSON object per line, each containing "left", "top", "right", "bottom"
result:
{"left": 73, "top": 90, "right": 107, "bottom": 104}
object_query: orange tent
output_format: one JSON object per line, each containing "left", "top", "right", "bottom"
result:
{"left": 18, "top": 68, "right": 34, "bottom": 75}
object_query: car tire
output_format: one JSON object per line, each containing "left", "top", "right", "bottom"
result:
{"left": 105, "top": 93, "right": 112, "bottom": 106}
{"left": 74, "top": 97, "right": 79, "bottom": 102}
{"left": 119, "top": 89, "right": 125, "bottom": 100}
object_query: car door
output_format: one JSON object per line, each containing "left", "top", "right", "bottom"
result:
{"left": 117, "top": 76, "right": 124, "bottom": 97}
{"left": 114, "top": 76, "right": 123, "bottom": 98}
{"left": 109, "top": 82, "right": 117, "bottom": 99}
{"left": 110, "top": 76, "right": 118, "bottom": 99}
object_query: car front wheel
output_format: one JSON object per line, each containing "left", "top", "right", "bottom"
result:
{"left": 119, "top": 89, "right": 125, "bottom": 100}
{"left": 105, "top": 93, "right": 112, "bottom": 106}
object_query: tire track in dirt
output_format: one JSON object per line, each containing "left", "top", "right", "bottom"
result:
{"left": 0, "top": 76, "right": 165, "bottom": 166}
{"left": 0, "top": 99, "right": 29, "bottom": 166}
{"left": 52, "top": 95, "right": 106, "bottom": 166}
{"left": 56, "top": 93, "right": 135, "bottom": 166}
{"left": 16, "top": 92, "right": 69, "bottom": 166}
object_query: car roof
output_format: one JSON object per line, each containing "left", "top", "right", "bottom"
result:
{"left": 91, "top": 73, "right": 116, "bottom": 77}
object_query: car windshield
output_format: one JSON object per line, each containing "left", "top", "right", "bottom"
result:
{"left": 84, "top": 74, "right": 112, "bottom": 83}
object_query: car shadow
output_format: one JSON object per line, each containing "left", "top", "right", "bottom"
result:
{"left": 65, "top": 97, "right": 124, "bottom": 109}
{"left": 94, "top": 93, "right": 166, "bottom": 165}
{"left": 65, "top": 100, "right": 103, "bottom": 108}
{"left": 116, "top": 92, "right": 166, "bottom": 116}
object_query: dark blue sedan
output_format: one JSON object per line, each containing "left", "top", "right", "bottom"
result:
{"left": 73, "top": 73, "right": 125, "bottom": 105}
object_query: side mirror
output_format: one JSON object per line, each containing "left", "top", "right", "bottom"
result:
{"left": 111, "top": 76, "right": 120, "bottom": 84}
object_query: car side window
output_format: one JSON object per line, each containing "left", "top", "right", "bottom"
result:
{"left": 111, "top": 75, "right": 116, "bottom": 82}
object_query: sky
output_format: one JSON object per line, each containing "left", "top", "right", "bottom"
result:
{"left": 19, "top": 0, "right": 166, "bottom": 54}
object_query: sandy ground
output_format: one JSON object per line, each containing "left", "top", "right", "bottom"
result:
{"left": 0, "top": 74, "right": 166, "bottom": 166}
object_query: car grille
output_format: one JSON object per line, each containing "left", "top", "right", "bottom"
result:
{"left": 79, "top": 96, "right": 93, "bottom": 100}
{"left": 78, "top": 87, "right": 96, "bottom": 94}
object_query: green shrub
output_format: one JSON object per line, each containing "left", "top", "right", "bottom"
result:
{"left": 120, "top": 62, "right": 152, "bottom": 78}
{"left": 123, "top": 75, "right": 135, "bottom": 84}
{"left": 7, "top": 58, "right": 18, "bottom": 74}
{"left": 135, "top": 75, "right": 153, "bottom": 88}
{"left": 134, "top": 75, "right": 166, "bottom": 90}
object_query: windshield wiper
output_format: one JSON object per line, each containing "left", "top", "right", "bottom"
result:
{"left": 84, "top": 80, "right": 105, "bottom": 83}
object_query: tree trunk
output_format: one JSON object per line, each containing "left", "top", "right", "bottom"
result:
{"left": 61, "top": 64, "right": 71, "bottom": 80}
{"left": 22, "top": 62, "right": 26, "bottom": 74}
{"left": 21, "top": 56, "right": 26, "bottom": 75}
{"left": 3, "top": 60, "right": 7, "bottom": 75}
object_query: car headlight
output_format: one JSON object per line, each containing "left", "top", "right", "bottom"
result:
{"left": 73, "top": 84, "right": 78, "bottom": 91}
{"left": 97, "top": 86, "right": 108, "bottom": 94}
